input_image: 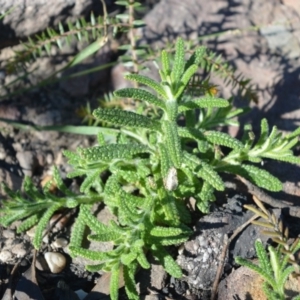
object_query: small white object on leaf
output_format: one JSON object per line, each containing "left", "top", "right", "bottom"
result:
{"left": 164, "top": 167, "right": 178, "bottom": 191}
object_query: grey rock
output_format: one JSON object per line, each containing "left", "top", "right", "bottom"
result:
{"left": 177, "top": 196, "right": 271, "bottom": 290}
{"left": 16, "top": 150, "right": 37, "bottom": 177}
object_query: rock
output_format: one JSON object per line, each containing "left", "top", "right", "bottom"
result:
{"left": 0, "top": 249, "right": 13, "bottom": 262}
{"left": 44, "top": 252, "right": 67, "bottom": 273}
{"left": 51, "top": 237, "right": 69, "bottom": 249}
{"left": 2, "top": 229, "right": 15, "bottom": 239}
{"left": 16, "top": 150, "right": 38, "bottom": 177}
{"left": 177, "top": 195, "right": 270, "bottom": 291}
{"left": 11, "top": 243, "right": 28, "bottom": 258}
{"left": 218, "top": 264, "right": 267, "bottom": 300}
{"left": 0, "top": 169, "right": 22, "bottom": 194}
{"left": 141, "top": 296, "right": 160, "bottom": 300}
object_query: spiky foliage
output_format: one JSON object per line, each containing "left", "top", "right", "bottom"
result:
{"left": 0, "top": 167, "right": 102, "bottom": 249}
{"left": 0, "top": 1, "right": 116, "bottom": 100}
{"left": 235, "top": 196, "right": 300, "bottom": 300}
{"left": 4, "top": 12, "right": 113, "bottom": 74}
{"left": 1, "top": 38, "right": 300, "bottom": 299}
{"left": 115, "top": 0, "right": 146, "bottom": 74}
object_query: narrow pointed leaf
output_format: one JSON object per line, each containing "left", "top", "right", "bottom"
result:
{"left": 93, "top": 108, "right": 160, "bottom": 130}
{"left": 171, "top": 38, "right": 185, "bottom": 83}
{"left": 125, "top": 74, "right": 167, "bottom": 99}
{"left": 115, "top": 88, "right": 165, "bottom": 109}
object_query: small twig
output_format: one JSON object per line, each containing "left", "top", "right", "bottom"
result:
{"left": 210, "top": 213, "right": 259, "bottom": 300}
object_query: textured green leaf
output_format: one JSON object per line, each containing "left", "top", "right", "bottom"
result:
{"left": 151, "top": 245, "right": 182, "bottom": 278}
{"left": 110, "top": 264, "right": 121, "bottom": 300}
{"left": 199, "top": 181, "right": 215, "bottom": 202}
{"left": 136, "top": 251, "right": 151, "bottom": 269}
{"left": 93, "top": 108, "right": 160, "bottom": 130}
{"left": 185, "top": 45, "right": 206, "bottom": 69}
{"left": 69, "top": 205, "right": 87, "bottom": 248}
{"left": 67, "top": 170, "right": 87, "bottom": 178}
{"left": 179, "top": 96, "right": 229, "bottom": 112}
{"left": 162, "top": 121, "right": 182, "bottom": 168}
{"left": 161, "top": 50, "right": 171, "bottom": 77}
{"left": 69, "top": 246, "right": 115, "bottom": 261}
{"left": 0, "top": 211, "right": 31, "bottom": 227}
{"left": 178, "top": 127, "right": 205, "bottom": 141}
{"left": 256, "top": 118, "right": 269, "bottom": 147}
{"left": 79, "top": 144, "right": 150, "bottom": 163}
{"left": 33, "top": 203, "right": 61, "bottom": 249}
{"left": 150, "top": 226, "right": 186, "bottom": 237}
{"left": 80, "top": 169, "right": 104, "bottom": 193}
{"left": 123, "top": 264, "right": 139, "bottom": 300}
{"left": 175, "top": 64, "right": 198, "bottom": 99}
{"left": 204, "top": 130, "right": 243, "bottom": 149}
{"left": 255, "top": 240, "right": 272, "bottom": 275}
{"left": 171, "top": 38, "right": 185, "bottom": 83}
{"left": 17, "top": 214, "right": 39, "bottom": 233}
{"left": 197, "top": 162, "right": 224, "bottom": 191}
{"left": 286, "top": 126, "right": 300, "bottom": 139}
{"left": 277, "top": 265, "right": 294, "bottom": 291}
{"left": 81, "top": 205, "right": 109, "bottom": 234}
{"left": 235, "top": 256, "right": 276, "bottom": 287}
{"left": 222, "top": 164, "right": 282, "bottom": 191}
{"left": 153, "top": 235, "right": 191, "bottom": 246}
{"left": 114, "top": 88, "right": 165, "bottom": 109}
{"left": 121, "top": 252, "right": 137, "bottom": 266}
{"left": 125, "top": 74, "right": 167, "bottom": 99}
{"left": 52, "top": 167, "right": 75, "bottom": 196}
{"left": 161, "top": 194, "right": 180, "bottom": 225}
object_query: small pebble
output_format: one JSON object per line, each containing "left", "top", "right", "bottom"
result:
{"left": 16, "top": 150, "right": 37, "bottom": 177}
{"left": 0, "top": 250, "right": 12, "bottom": 262}
{"left": 11, "top": 243, "right": 27, "bottom": 258}
{"left": 26, "top": 226, "right": 36, "bottom": 238}
{"left": 2, "top": 229, "right": 15, "bottom": 239}
{"left": 51, "top": 237, "right": 68, "bottom": 249}
{"left": 44, "top": 252, "right": 67, "bottom": 273}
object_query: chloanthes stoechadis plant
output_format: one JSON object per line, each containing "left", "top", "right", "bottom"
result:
{"left": 1, "top": 38, "right": 300, "bottom": 299}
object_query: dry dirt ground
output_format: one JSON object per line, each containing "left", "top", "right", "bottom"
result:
{"left": 0, "top": 0, "right": 300, "bottom": 299}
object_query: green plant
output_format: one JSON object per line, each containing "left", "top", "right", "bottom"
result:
{"left": 1, "top": 38, "right": 300, "bottom": 299}
{"left": 235, "top": 196, "right": 300, "bottom": 300}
